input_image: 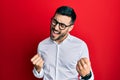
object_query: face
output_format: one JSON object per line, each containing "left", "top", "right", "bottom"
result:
{"left": 50, "top": 14, "right": 73, "bottom": 43}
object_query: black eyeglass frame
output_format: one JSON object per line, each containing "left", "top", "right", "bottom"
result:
{"left": 51, "top": 18, "right": 73, "bottom": 30}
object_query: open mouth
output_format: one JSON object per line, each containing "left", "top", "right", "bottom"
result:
{"left": 51, "top": 27, "right": 61, "bottom": 36}
{"left": 53, "top": 30, "right": 60, "bottom": 34}
{"left": 51, "top": 30, "right": 60, "bottom": 36}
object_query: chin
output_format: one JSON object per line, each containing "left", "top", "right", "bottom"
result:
{"left": 50, "top": 36, "right": 56, "bottom": 41}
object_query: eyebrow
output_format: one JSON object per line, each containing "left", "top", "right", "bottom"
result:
{"left": 53, "top": 18, "right": 69, "bottom": 26}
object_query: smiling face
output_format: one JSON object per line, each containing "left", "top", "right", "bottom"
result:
{"left": 50, "top": 14, "right": 74, "bottom": 43}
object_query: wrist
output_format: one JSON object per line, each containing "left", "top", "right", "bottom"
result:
{"left": 81, "top": 71, "right": 92, "bottom": 80}
{"left": 35, "top": 66, "right": 41, "bottom": 73}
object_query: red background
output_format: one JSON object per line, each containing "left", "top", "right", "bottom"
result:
{"left": 0, "top": 0, "right": 120, "bottom": 80}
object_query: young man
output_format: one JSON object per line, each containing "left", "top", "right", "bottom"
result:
{"left": 31, "top": 6, "right": 94, "bottom": 80}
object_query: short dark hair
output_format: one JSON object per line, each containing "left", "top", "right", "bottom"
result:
{"left": 55, "top": 6, "right": 76, "bottom": 24}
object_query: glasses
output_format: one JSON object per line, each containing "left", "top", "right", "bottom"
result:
{"left": 51, "top": 18, "right": 73, "bottom": 30}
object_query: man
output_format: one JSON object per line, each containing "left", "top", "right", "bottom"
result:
{"left": 31, "top": 6, "right": 94, "bottom": 80}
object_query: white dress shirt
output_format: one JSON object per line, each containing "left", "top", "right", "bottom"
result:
{"left": 33, "top": 34, "right": 94, "bottom": 80}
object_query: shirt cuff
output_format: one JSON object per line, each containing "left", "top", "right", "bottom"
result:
{"left": 33, "top": 67, "right": 44, "bottom": 78}
{"left": 79, "top": 70, "right": 94, "bottom": 80}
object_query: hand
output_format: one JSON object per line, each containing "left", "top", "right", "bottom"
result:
{"left": 76, "top": 58, "right": 91, "bottom": 77}
{"left": 31, "top": 54, "right": 44, "bottom": 73}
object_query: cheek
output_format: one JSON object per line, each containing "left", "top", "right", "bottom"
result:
{"left": 65, "top": 28, "right": 70, "bottom": 33}
{"left": 61, "top": 29, "right": 69, "bottom": 35}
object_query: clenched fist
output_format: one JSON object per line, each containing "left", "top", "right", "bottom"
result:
{"left": 31, "top": 54, "right": 44, "bottom": 73}
{"left": 76, "top": 58, "right": 91, "bottom": 77}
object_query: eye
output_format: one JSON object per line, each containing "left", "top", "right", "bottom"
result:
{"left": 60, "top": 24, "right": 66, "bottom": 29}
{"left": 52, "top": 19, "right": 57, "bottom": 25}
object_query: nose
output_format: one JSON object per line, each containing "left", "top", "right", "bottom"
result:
{"left": 54, "top": 24, "right": 60, "bottom": 30}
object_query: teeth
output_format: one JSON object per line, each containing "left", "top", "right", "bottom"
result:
{"left": 53, "top": 31, "right": 59, "bottom": 34}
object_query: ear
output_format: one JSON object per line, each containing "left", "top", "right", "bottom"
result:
{"left": 68, "top": 25, "right": 74, "bottom": 32}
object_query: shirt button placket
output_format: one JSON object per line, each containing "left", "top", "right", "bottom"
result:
{"left": 55, "top": 44, "right": 60, "bottom": 80}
